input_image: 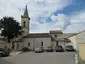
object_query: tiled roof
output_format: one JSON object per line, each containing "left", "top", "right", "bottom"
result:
{"left": 49, "top": 30, "right": 63, "bottom": 34}
{"left": 57, "top": 33, "right": 77, "bottom": 38}
{"left": 55, "top": 38, "right": 71, "bottom": 42}
{"left": 23, "top": 33, "right": 50, "bottom": 38}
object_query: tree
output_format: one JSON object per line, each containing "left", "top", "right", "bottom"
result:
{"left": 0, "top": 16, "right": 23, "bottom": 42}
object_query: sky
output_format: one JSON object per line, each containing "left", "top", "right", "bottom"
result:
{"left": 0, "top": 0, "right": 85, "bottom": 33}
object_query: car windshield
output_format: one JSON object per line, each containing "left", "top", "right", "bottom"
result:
{"left": 67, "top": 46, "right": 73, "bottom": 48}
{"left": 56, "top": 46, "right": 62, "bottom": 48}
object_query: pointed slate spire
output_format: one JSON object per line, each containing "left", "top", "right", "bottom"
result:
{"left": 23, "top": 5, "right": 28, "bottom": 17}
{"left": 21, "top": 5, "right": 30, "bottom": 19}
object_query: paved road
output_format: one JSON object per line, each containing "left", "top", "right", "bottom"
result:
{"left": 0, "top": 52, "right": 76, "bottom": 64}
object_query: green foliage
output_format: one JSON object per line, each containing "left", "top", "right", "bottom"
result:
{"left": 0, "top": 16, "right": 23, "bottom": 42}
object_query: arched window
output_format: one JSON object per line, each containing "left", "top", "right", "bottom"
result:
{"left": 28, "top": 42, "right": 30, "bottom": 47}
{"left": 41, "top": 42, "right": 43, "bottom": 46}
{"left": 23, "top": 21, "right": 26, "bottom": 27}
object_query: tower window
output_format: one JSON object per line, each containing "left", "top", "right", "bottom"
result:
{"left": 23, "top": 21, "right": 26, "bottom": 27}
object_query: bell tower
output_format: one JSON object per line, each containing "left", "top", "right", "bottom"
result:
{"left": 21, "top": 5, "right": 30, "bottom": 36}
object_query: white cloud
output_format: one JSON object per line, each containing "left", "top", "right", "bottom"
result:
{"left": 0, "top": 0, "right": 74, "bottom": 33}
{"left": 70, "top": 12, "right": 85, "bottom": 24}
{"left": 64, "top": 11, "right": 85, "bottom": 33}
{"left": 51, "top": 13, "right": 70, "bottom": 29}
{"left": 50, "top": 10, "right": 85, "bottom": 33}
{"left": 30, "top": 13, "right": 70, "bottom": 33}
{"left": 64, "top": 23, "right": 85, "bottom": 33}
{"left": 51, "top": 15, "right": 58, "bottom": 21}
{"left": 0, "top": 0, "right": 72, "bottom": 19}
{"left": 1, "top": 0, "right": 85, "bottom": 33}
{"left": 30, "top": 20, "right": 61, "bottom": 33}
{"left": 32, "top": 10, "right": 85, "bottom": 33}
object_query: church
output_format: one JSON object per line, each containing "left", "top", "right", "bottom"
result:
{"left": 19, "top": 6, "right": 77, "bottom": 51}
{"left": 0, "top": 6, "right": 77, "bottom": 51}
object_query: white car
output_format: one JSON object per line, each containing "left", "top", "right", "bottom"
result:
{"left": 35, "top": 48, "right": 43, "bottom": 53}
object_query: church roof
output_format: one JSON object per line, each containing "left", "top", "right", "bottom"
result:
{"left": 49, "top": 30, "right": 63, "bottom": 34}
{"left": 57, "top": 33, "right": 77, "bottom": 38}
{"left": 23, "top": 33, "right": 50, "bottom": 38}
{"left": 56, "top": 38, "right": 71, "bottom": 42}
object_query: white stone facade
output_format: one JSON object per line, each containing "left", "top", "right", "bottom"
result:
{"left": 69, "top": 30, "right": 85, "bottom": 51}
{"left": 23, "top": 37, "right": 51, "bottom": 50}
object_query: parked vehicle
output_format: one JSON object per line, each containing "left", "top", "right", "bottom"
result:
{"left": 35, "top": 48, "right": 44, "bottom": 53}
{"left": 55, "top": 45, "right": 64, "bottom": 52}
{"left": 46, "top": 46, "right": 54, "bottom": 52}
{"left": 22, "top": 47, "right": 30, "bottom": 52}
{"left": 0, "top": 48, "right": 10, "bottom": 57}
{"left": 66, "top": 45, "right": 74, "bottom": 52}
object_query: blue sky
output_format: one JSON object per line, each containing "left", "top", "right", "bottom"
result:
{"left": 0, "top": 0, "right": 85, "bottom": 33}
{"left": 54, "top": 0, "right": 85, "bottom": 16}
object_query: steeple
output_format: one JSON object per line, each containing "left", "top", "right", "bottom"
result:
{"left": 23, "top": 5, "right": 28, "bottom": 17}
{"left": 21, "top": 5, "right": 30, "bottom": 19}
{"left": 21, "top": 5, "right": 30, "bottom": 36}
